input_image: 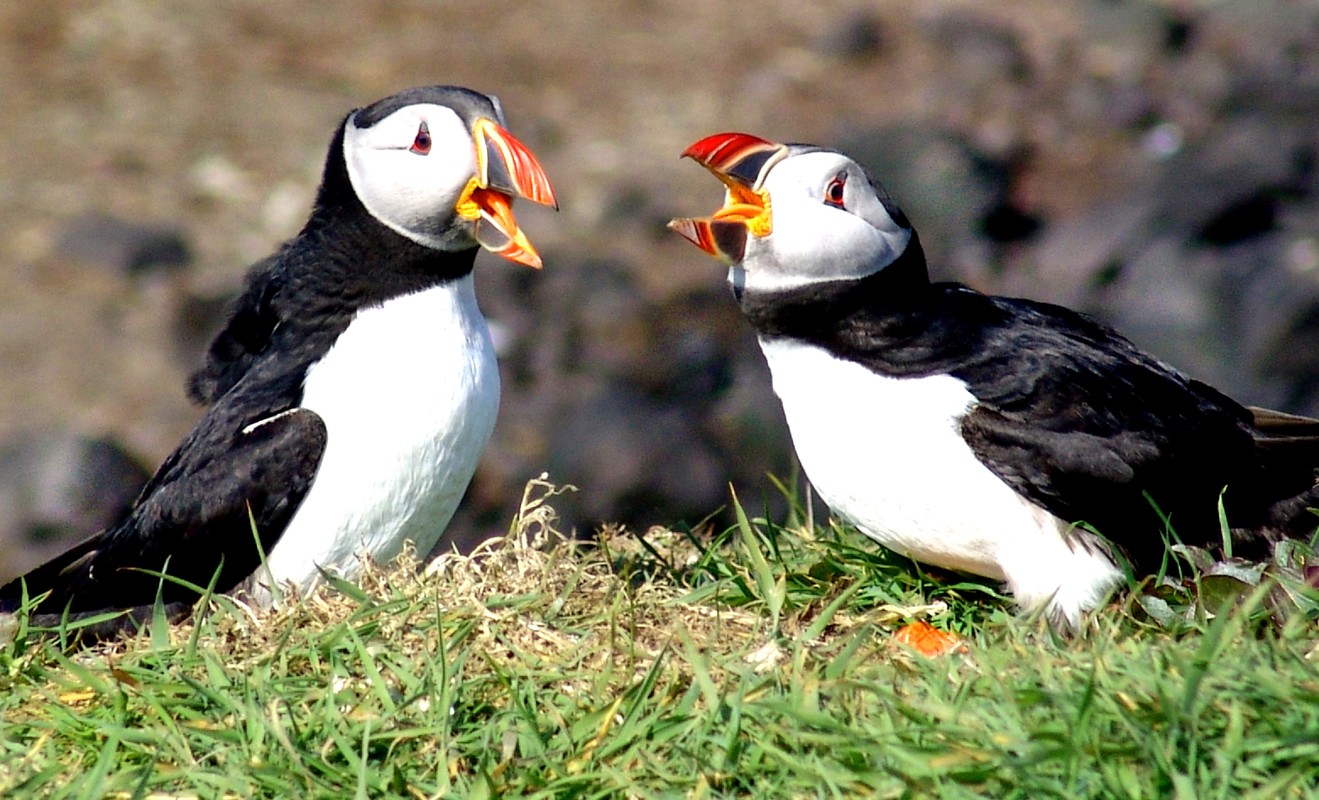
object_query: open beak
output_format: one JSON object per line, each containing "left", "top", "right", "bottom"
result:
{"left": 667, "top": 132, "right": 786, "bottom": 264}
{"left": 455, "top": 118, "right": 558, "bottom": 269}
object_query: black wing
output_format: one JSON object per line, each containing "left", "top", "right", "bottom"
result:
{"left": 947, "top": 294, "right": 1310, "bottom": 565}
{"left": 187, "top": 254, "right": 284, "bottom": 405}
{"left": 0, "top": 406, "right": 326, "bottom": 620}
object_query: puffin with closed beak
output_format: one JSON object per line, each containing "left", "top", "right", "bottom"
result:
{"left": 1, "top": 85, "right": 557, "bottom": 632}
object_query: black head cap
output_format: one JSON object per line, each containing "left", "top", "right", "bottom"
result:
{"left": 310, "top": 86, "right": 501, "bottom": 229}
{"left": 351, "top": 85, "right": 506, "bottom": 131}
{"left": 782, "top": 142, "right": 910, "bottom": 230}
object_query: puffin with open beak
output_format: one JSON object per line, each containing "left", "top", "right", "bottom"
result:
{"left": 1, "top": 85, "right": 557, "bottom": 635}
{"left": 671, "top": 131, "right": 1319, "bottom": 630}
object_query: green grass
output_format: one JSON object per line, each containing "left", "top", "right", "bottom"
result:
{"left": 2, "top": 478, "right": 1318, "bottom": 798}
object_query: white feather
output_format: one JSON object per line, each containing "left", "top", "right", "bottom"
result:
{"left": 253, "top": 273, "right": 498, "bottom": 598}
{"left": 733, "top": 152, "right": 912, "bottom": 294}
{"left": 344, "top": 104, "right": 476, "bottom": 250}
{"left": 758, "top": 336, "right": 1123, "bottom": 626}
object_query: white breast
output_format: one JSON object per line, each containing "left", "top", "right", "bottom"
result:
{"left": 758, "top": 337, "right": 1121, "bottom": 625}
{"left": 258, "top": 274, "right": 499, "bottom": 596}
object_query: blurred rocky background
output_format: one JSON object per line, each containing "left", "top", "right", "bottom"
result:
{"left": 2, "top": 0, "right": 1318, "bottom": 580}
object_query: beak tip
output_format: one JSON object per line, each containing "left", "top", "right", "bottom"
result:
{"left": 496, "top": 248, "right": 543, "bottom": 269}
{"left": 503, "top": 242, "right": 546, "bottom": 270}
{"left": 667, "top": 216, "right": 747, "bottom": 264}
{"left": 475, "top": 117, "right": 559, "bottom": 209}
{"left": 533, "top": 185, "right": 559, "bottom": 211}
{"left": 666, "top": 217, "right": 697, "bottom": 245}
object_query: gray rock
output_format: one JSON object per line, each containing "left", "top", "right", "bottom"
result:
{"left": 818, "top": 12, "right": 887, "bottom": 62}
{"left": 546, "top": 378, "right": 726, "bottom": 527}
{"left": 925, "top": 8, "right": 1031, "bottom": 85}
{"left": 1155, "top": 115, "right": 1314, "bottom": 237}
{"left": 55, "top": 213, "right": 192, "bottom": 275}
{"left": 1022, "top": 106, "right": 1319, "bottom": 418}
{"left": 838, "top": 126, "right": 1001, "bottom": 272}
{"left": 0, "top": 432, "right": 149, "bottom": 584}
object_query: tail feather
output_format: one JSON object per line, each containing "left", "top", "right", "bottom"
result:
{"left": 0, "top": 532, "right": 104, "bottom": 615}
{"left": 1250, "top": 405, "right": 1319, "bottom": 443}
{"left": 1244, "top": 406, "right": 1319, "bottom": 538}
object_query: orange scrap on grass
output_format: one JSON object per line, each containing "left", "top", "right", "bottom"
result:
{"left": 892, "top": 620, "right": 964, "bottom": 657}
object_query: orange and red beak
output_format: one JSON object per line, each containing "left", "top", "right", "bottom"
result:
{"left": 668, "top": 132, "right": 786, "bottom": 264}
{"left": 455, "top": 117, "right": 558, "bottom": 269}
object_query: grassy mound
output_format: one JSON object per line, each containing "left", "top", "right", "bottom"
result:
{"left": 2, "top": 478, "right": 1318, "bottom": 798}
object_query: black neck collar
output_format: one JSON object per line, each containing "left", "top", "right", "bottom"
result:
{"left": 737, "top": 231, "right": 932, "bottom": 341}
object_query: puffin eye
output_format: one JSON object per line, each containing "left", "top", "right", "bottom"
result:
{"left": 824, "top": 173, "right": 847, "bottom": 209}
{"left": 409, "top": 122, "right": 432, "bottom": 155}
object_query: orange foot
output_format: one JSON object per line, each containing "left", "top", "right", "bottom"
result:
{"left": 892, "top": 620, "right": 964, "bottom": 657}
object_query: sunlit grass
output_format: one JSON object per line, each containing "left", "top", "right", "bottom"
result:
{"left": 2, "top": 477, "right": 1318, "bottom": 798}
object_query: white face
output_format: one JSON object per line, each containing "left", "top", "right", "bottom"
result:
{"left": 343, "top": 103, "right": 477, "bottom": 250}
{"left": 730, "top": 151, "right": 912, "bottom": 295}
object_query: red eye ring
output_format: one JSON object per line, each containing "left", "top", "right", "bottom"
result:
{"left": 410, "top": 122, "right": 432, "bottom": 155}
{"left": 824, "top": 174, "right": 847, "bottom": 208}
